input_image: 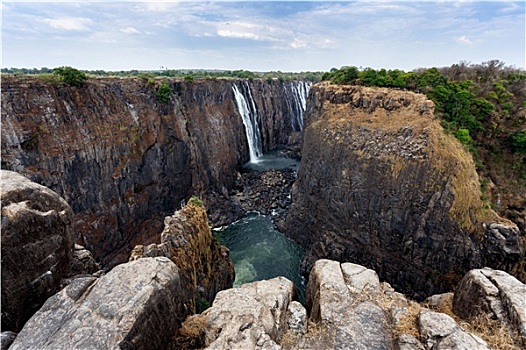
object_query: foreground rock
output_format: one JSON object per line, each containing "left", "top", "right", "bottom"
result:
{"left": 1, "top": 170, "right": 75, "bottom": 332}
{"left": 174, "top": 277, "right": 295, "bottom": 349}
{"left": 282, "top": 83, "right": 524, "bottom": 299}
{"left": 176, "top": 259, "right": 523, "bottom": 350}
{"left": 130, "top": 199, "right": 234, "bottom": 312}
{"left": 453, "top": 267, "right": 526, "bottom": 343}
{"left": 10, "top": 257, "right": 184, "bottom": 350}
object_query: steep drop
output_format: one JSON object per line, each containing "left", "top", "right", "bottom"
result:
{"left": 281, "top": 83, "right": 524, "bottom": 299}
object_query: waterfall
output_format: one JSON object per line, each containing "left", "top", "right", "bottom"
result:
{"left": 288, "top": 81, "right": 312, "bottom": 131}
{"left": 232, "top": 83, "right": 263, "bottom": 163}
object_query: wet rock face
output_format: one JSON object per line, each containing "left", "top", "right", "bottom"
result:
{"left": 283, "top": 83, "right": 523, "bottom": 299}
{"left": 9, "top": 257, "right": 184, "bottom": 350}
{"left": 129, "top": 201, "right": 234, "bottom": 312}
{"left": 1, "top": 170, "right": 75, "bottom": 332}
{"left": 1, "top": 76, "right": 307, "bottom": 268}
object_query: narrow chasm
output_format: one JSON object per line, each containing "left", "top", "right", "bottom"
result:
{"left": 210, "top": 148, "right": 307, "bottom": 301}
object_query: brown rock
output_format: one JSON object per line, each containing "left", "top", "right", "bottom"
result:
{"left": 130, "top": 200, "right": 234, "bottom": 313}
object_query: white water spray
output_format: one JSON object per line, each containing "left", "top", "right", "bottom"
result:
{"left": 232, "top": 83, "right": 263, "bottom": 163}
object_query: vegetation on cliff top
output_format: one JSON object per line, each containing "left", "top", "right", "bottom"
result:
{"left": 1, "top": 67, "right": 323, "bottom": 82}
{"left": 323, "top": 60, "right": 526, "bottom": 231}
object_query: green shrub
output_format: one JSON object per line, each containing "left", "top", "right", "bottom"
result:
{"left": 189, "top": 196, "right": 204, "bottom": 207}
{"left": 454, "top": 128, "right": 472, "bottom": 145}
{"left": 153, "top": 81, "right": 172, "bottom": 103}
{"left": 196, "top": 297, "right": 210, "bottom": 313}
{"left": 53, "top": 66, "right": 87, "bottom": 86}
{"left": 510, "top": 132, "right": 526, "bottom": 153}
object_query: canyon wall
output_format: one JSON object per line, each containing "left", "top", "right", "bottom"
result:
{"left": 1, "top": 76, "right": 309, "bottom": 267}
{"left": 281, "top": 83, "right": 524, "bottom": 300}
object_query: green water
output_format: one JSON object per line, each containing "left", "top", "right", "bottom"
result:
{"left": 214, "top": 212, "right": 306, "bottom": 301}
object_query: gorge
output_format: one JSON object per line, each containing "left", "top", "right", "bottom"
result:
{"left": 2, "top": 74, "right": 525, "bottom": 349}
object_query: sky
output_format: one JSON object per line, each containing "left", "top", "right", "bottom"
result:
{"left": 2, "top": 1, "right": 525, "bottom": 72}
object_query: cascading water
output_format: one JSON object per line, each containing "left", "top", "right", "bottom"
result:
{"left": 232, "top": 83, "right": 263, "bottom": 163}
{"left": 289, "top": 81, "right": 312, "bottom": 131}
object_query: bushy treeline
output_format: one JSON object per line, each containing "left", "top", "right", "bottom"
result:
{"left": 323, "top": 61, "right": 526, "bottom": 158}
{"left": 1, "top": 67, "right": 323, "bottom": 82}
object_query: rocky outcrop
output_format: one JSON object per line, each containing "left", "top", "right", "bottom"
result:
{"left": 1, "top": 76, "right": 309, "bottom": 268}
{"left": 1, "top": 170, "right": 75, "bottom": 332}
{"left": 453, "top": 267, "right": 526, "bottom": 343}
{"left": 282, "top": 83, "right": 524, "bottom": 299}
{"left": 174, "top": 277, "right": 295, "bottom": 350}
{"left": 129, "top": 200, "right": 234, "bottom": 312}
{"left": 176, "top": 259, "right": 523, "bottom": 350}
{"left": 9, "top": 257, "right": 184, "bottom": 350}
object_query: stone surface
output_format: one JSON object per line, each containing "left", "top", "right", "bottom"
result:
{"left": 68, "top": 244, "right": 101, "bottom": 277}
{"left": 424, "top": 292, "right": 453, "bottom": 311}
{"left": 1, "top": 76, "right": 309, "bottom": 268}
{"left": 396, "top": 334, "right": 425, "bottom": 350}
{"left": 282, "top": 83, "right": 524, "bottom": 299}
{"left": 418, "top": 311, "right": 491, "bottom": 350}
{"left": 453, "top": 267, "right": 526, "bottom": 342}
{"left": 286, "top": 301, "right": 307, "bottom": 335}
{"left": 177, "top": 277, "right": 295, "bottom": 350}
{"left": 9, "top": 257, "right": 185, "bottom": 350}
{"left": 130, "top": 201, "right": 234, "bottom": 313}
{"left": 1, "top": 170, "right": 75, "bottom": 332}
{"left": 1, "top": 332, "right": 17, "bottom": 350}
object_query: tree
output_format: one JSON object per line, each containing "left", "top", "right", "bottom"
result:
{"left": 53, "top": 66, "right": 87, "bottom": 86}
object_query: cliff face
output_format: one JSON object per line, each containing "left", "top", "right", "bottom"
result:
{"left": 282, "top": 83, "right": 524, "bottom": 299}
{"left": 1, "top": 76, "right": 308, "bottom": 267}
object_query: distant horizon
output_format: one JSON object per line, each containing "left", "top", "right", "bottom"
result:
{"left": 3, "top": 1, "right": 525, "bottom": 72}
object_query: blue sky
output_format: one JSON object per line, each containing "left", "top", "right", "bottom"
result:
{"left": 2, "top": 1, "right": 525, "bottom": 72}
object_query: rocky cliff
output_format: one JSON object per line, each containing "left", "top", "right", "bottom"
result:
{"left": 1, "top": 75, "right": 309, "bottom": 267}
{"left": 281, "top": 83, "right": 524, "bottom": 299}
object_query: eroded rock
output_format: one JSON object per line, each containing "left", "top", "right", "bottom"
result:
{"left": 129, "top": 201, "right": 234, "bottom": 313}
{"left": 177, "top": 277, "right": 295, "bottom": 350}
{"left": 9, "top": 257, "right": 184, "bottom": 350}
{"left": 1, "top": 170, "right": 75, "bottom": 332}
{"left": 453, "top": 267, "right": 526, "bottom": 342}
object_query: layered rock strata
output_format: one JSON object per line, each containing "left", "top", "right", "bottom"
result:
{"left": 129, "top": 200, "right": 234, "bottom": 311}
{"left": 282, "top": 83, "right": 524, "bottom": 299}
{"left": 0, "top": 170, "right": 75, "bottom": 331}
{"left": 1, "top": 76, "right": 308, "bottom": 267}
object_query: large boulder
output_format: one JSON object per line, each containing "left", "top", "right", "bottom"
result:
{"left": 175, "top": 277, "right": 295, "bottom": 349}
{"left": 129, "top": 200, "right": 234, "bottom": 313}
{"left": 9, "top": 257, "right": 184, "bottom": 350}
{"left": 453, "top": 267, "right": 526, "bottom": 343}
{"left": 1, "top": 170, "right": 75, "bottom": 331}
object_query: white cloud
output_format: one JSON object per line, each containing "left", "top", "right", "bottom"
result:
{"left": 456, "top": 35, "right": 474, "bottom": 45}
{"left": 120, "top": 27, "right": 140, "bottom": 34}
{"left": 41, "top": 17, "right": 92, "bottom": 31}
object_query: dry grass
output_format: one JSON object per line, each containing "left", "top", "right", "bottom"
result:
{"left": 171, "top": 314, "right": 209, "bottom": 350}
{"left": 281, "top": 319, "right": 335, "bottom": 350}
{"left": 423, "top": 293, "right": 523, "bottom": 350}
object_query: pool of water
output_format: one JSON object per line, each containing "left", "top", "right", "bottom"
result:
{"left": 213, "top": 212, "right": 306, "bottom": 301}
{"left": 243, "top": 149, "right": 300, "bottom": 172}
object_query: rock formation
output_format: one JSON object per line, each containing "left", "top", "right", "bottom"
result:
{"left": 174, "top": 277, "right": 295, "bottom": 350}
{"left": 282, "top": 83, "right": 524, "bottom": 299}
{"left": 1, "top": 76, "right": 309, "bottom": 268}
{"left": 175, "top": 259, "right": 526, "bottom": 349}
{"left": 129, "top": 199, "right": 235, "bottom": 312}
{"left": 9, "top": 257, "right": 184, "bottom": 350}
{"left": 453, "top": 267, "right": 526, "bottom": 344}
{"left": 0, "top": 170, "right": 75, "bottom": 332}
